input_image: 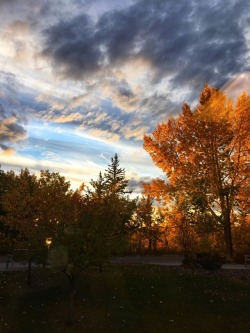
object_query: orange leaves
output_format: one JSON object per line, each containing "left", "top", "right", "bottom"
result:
{"left": 142, "top": 178, "right": 170, "bottom": 203}
{"left": 196, "top": 86, "right": 233, "bottom": 123}
{"left": 144, "top": 84, "right": 250, "bottom": 199}
{"left": 232, "top": 92, "right": 250, "bottom": 148}
{"left": 143, "top": 84, "right": 250, "bottom": 255}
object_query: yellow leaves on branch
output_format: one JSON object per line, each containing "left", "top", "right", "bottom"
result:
{"left": 143, "top": 84, "right": 250, "bottom": 256}
{"left": 142, "top": 178, "right": 170, "bottom": 203}
{"left": 144, "top": 84, "right": 250, "bottom": 184}
{"left": 143, "top": 83, "right": 250, "bottom": 220}
{"left": 196, "top": 86, "right": 233, "bottom": 122}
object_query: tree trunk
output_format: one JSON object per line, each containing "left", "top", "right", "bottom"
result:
{"left": 148, "top": 237, "right": 152, "bottom": 252}
{"left": 138, "top": 232, "right": 142, "bottom": 254}
{"left": 222, "top": 193, "right": 233, "bottom": 260}
{"left": 66, "top": 277, "right": 75, "bottom": 326}
{"left": 224, "top": 214, "right": 233, "bottom": 260}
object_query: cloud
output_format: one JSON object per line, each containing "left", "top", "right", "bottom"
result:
{"left": 0, "top": 71, "right": 27, "bottom": 152}
{"left": 35, "top": 0, "right": 250, "bottom": 146}
{"left": 5, "top": 20, "right": 30, "bottom": 35}
{"left": 128, "top": 176, "right": 151, "bottom": 194}
{"left": 0, "top": 150, "right": 103, "bottom": 189}
{"left": 41, "top": 0, "right": 250, "bottom": 90}
{"left": 86, "top": 128, "right": 120, "bottom": 142}
{"left": 0, "top": 0, "right": 249, "bottom": 191}
{"left": 0, "top": 116, "right": 27, "bottom": 142}
{"left": 69, "top": 93, "right": 90, "bottom": 108}
{"left": 101, "top": 79, "right": 139, "bottom": 112}
{"left": 0, "top": 145, "right": 15, "bottom": 156}
{"left": 42, "top": 14, "right": 103, "bottom": 80}
{"left": 0, "top": 20, "right": 32, "bottom": 63}
{"left": 222, "top": 71, "right": 250, "bottom": 101}
{"left": 54, "top": 112, "right": 85, "bottom": 123}
{"left": 121, "top": 125, "right": 148, "bottom": 141}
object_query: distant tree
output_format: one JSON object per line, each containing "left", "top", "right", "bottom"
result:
{"left": 135, "top": 195, "right": 154, "bottom": 252}
{"left": 133, "top": 187, "right": 166, "bottom": 254}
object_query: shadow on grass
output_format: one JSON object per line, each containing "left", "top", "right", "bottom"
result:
{"left": 0, "top": 265, "right": 249, "bottom": 332}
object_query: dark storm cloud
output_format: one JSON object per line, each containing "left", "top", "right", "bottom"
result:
{"left": 42, "top": 0, "right": 250, "bottom": 89}
{"left": 42, "top": 14, "right": 103, "bottom": 79}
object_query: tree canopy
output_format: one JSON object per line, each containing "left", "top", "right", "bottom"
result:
{"left": 144, "top": 84, "right": 250, "bottom": 259}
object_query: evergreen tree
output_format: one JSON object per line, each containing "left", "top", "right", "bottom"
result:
{"left": 104, "top": 153, "right": 131, "bottom": 196}
{"left": 88, "top": 172, "right": 106, "bottom": 199}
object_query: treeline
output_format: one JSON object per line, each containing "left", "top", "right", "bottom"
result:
{"left": 0, "top": 154, "right": 165, "bottom": 273}
{"left": 0, "top": 84, "right": 250, "bottom": 271}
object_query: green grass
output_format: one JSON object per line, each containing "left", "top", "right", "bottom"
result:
{"left": 0, "top": 265, "right": 249, "bottom": 332}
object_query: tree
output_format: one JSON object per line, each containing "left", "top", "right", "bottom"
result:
{"left": 85, "top": 154, "right": 136, "bottom": 267}
{"left": 36, "top": 170, "right": 72, "bottom": 246}
{"left": 144, "top": 85, "right": 250, "bottom": 259}
{"left": 134, "top": 195, "right": 164, "bottom": 252}
{"left": 88, "top": 171, "right": 106, "bottom": 199}
{"left": 0, "top": 168, "right": 17, "bottom": 251}
{"left": 1, "top": 169, "right": 40, "bottom": 283}
{"left": 48, "top": 188, "right": 93, "bottom": 326}
{"left": 49, "top": 155, "right": 136, "bottom": 325}
{"left": 130, "top": 180, "right": 168, "bottom": 254}
{"left": 1, "top": 168, "right": 72, "bottom": 284}
{"left": 104, "top": 153, "right": 131, "bottom": 197}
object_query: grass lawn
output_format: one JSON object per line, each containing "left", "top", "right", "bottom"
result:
{"left": 0, "top": 264, "right": 249, "bottom": 333}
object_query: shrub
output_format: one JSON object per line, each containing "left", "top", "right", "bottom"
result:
{"left": 233, "top": 252, "right": 246, "bottom": 264}
{"left": 196, "top": 252, "right": 224, "bottom": 270}
{"left": 182, "top": 254, "right": 198, "bottom": 268}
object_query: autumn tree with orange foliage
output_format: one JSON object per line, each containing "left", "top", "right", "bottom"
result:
{"left": 144, "top": 85, "right": 250, "bottom": 259}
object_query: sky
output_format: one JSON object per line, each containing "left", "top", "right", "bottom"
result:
{"left": 0, "top": 0, "right": 249, "bottom": 194}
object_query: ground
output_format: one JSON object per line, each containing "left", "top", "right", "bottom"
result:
{"left": 0, "top": 262, "right": 249, "bottom": 333}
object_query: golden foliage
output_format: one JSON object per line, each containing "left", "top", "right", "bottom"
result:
{"left": 143, "top": 84, "right": 250, "bottom": 255}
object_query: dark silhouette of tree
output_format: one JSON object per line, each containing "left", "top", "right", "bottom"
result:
{"left": 49, "top": 154, "right": 136, "bottom": 325}
{"left": 85, "top": 154, "right": 136, "bottom": 269}
{"left": 1, "top": 168, "right": 72, "bottom": 284}
{"left": 104, "top": 153, "right": 131, "bottom": 196}
{"left": 0, "top": 168, "right": 17, "bottom": 251}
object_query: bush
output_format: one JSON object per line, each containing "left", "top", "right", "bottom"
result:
{"left": 0, "top": 243, "right": 12, "bottom": 256}
{"left": 196, "top": 252, "right": 224, "bottom": 270}
{"left": 182, "top": 254, "right": 198, "bottom": 268}
{"left": 233, "top": 252, "right": 246, "bottom": 264}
